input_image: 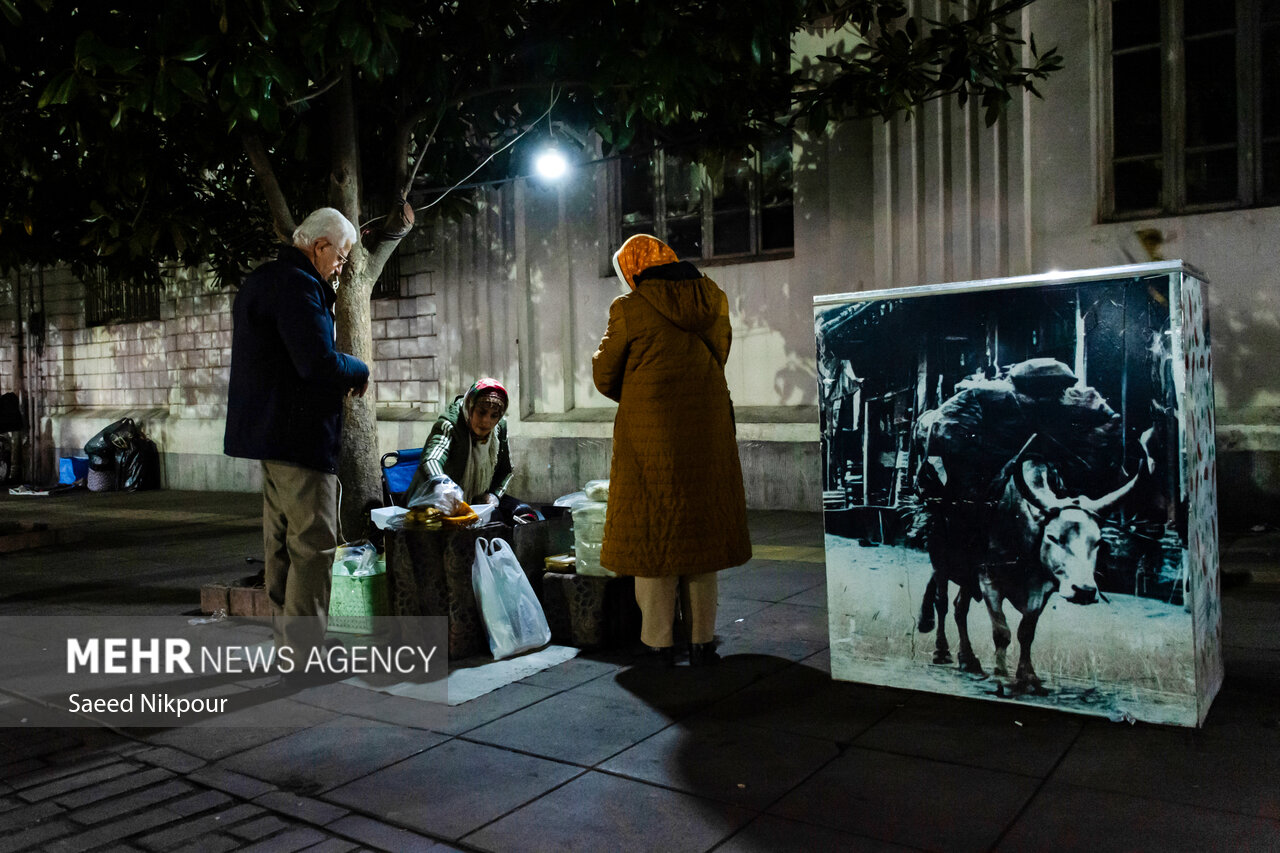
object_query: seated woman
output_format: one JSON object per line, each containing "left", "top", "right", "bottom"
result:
{"left": 405, "top": 378, "right": 534, "bottom": 524}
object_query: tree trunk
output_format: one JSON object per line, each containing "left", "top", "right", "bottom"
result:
{"left": 336, "top": 268, "right": 380, "bottom": 541}
{"left": 330, "top": 67, "right": 382, "bottom": 541}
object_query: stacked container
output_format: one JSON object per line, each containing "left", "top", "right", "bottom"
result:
{"left": 572, "top": 479, "right": 615, "bottom": 577}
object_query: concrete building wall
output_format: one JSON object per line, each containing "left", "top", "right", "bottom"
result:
{"left": 5, "top": 1, "right": 1279, "bottom": 518}
{"left": 835, "top": 0, "right": 1280, "bottom": 520}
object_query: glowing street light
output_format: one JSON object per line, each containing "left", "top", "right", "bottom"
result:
{"left": 534, "top": 147, "right": 569, "bottom": 181}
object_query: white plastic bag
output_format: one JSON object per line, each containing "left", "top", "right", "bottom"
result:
{"left": 471, "top": 537, "right": 551, "bottom": 660}
{"left": 334, "top": 540, "right": 379, "bottom": 576}
{"left": 472, "top": 502, "right": 497, "bottom": 525}
{"left": 408, "top": 475, "right": 465, "bottom": 514}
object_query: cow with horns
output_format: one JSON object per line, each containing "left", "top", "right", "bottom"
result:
{"left": 911, "top": 358, "right": 1148, "bottom": 693}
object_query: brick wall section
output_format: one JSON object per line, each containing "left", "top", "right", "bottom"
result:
{"left": 1, "top": 247, "right": 443, "bottom": 475}
{"left": 68, "top": 320, "right": 170, "bottom": 410}
{"left": 27, "top": 267, "right": 206, "bottom": 414}
{"left": 165, "top": 268, "right": 233, "bottom": 420}
{"left": 370, "top": 248, "right": 441, "bottom": 414}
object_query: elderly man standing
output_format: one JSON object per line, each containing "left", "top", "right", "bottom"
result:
{"left": 224, "top": 208, "right": 370, "bottom": 674}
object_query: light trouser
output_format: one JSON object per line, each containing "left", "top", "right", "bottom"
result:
{"left": 261, "top": 460, "right": 339, "bottom": 667}
{"left": 633, "top": 572, "right": 718, "bottom": 648}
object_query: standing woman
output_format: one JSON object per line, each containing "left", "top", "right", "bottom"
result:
{"left": 592, "top": 234, "right": 752, "bottom": 665}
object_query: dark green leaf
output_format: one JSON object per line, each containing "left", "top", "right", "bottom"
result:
{"left": 168, "top": 66, "right": 207, "bottom": 102}
{"left": 351, "top": 27, "right": 373, "bottom": 66}
{"left": 171, "top": 38, "right": 213, "bottom": 62}
{"left": 0, "top": 0, "right": 1061, "bottom": 312}
{"left": 37, "top": 71, "right": 77, "bottom": 108}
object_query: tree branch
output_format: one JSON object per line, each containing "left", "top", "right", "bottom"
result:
{"left": 391, "top": 106, "right": 431, "bottom": 195}
{"left": 400, "top": 107, "right": 447, "bottom": 202}
{"left": 241, "top": 132, "right": 295, "bottom": 242}
{"left": 329, "top": 66, "right": 361, "bottom": 236}
{"left": 366, "top": 220, "right": 406, "bottom": 276}
{"left": 285, "top": 70, "right": 343, "bottom": 107}
{"left": 451, "top": 78, "right": 596, "bottom": 104}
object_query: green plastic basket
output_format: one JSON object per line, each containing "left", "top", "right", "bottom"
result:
{"left": 328, "top": 572, "right": 388, "bottom": 634}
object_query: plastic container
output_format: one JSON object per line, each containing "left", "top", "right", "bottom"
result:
{"left": 584, "top": 479, "right": 610, "bottom": 502}
{"left": 553, "top": 490, "right": 587, "bottom": 509}
{"left": 572, "top": 501, "right": 615, "bottom": 577}
{"left": 371, "top": 506, "right": 408, "bottom": 530}
{"left": 59, "top": 456, "right": 89, "bottom": 485}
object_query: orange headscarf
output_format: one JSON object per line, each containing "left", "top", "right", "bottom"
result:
{"left": 611, "top": 234, "right": 678, "bottom": 290}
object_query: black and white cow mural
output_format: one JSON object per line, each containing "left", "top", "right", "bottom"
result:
{"left": 814, "top": 262, "right": 1222, "bottom": 726}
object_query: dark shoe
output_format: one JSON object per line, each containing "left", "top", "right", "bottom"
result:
{"left": 688, "top": 643, "right": 721, "bottom": 666}
{"left": 642, "top": 644, "right": 677, "bottom": 667}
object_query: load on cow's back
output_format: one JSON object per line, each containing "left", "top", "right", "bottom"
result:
{"left": 910, "top": 358, "right": 1148, "bottom": 692}
{"left": 913, "top": 358, "right": 1125, "bottom": 508}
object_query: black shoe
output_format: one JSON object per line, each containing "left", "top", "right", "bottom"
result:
{"left": 688, "top": 643, "right": 721, "bottom": 666}
{"left": 641, "top": 644, "right": 677, "bottom": 667}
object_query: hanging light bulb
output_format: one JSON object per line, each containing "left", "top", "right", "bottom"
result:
{"left": 534, "top": 147, "right": 569, "bottom": 181}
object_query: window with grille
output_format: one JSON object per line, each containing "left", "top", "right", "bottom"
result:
{"left": 371, "top": 249, "right": 402, "bottom": 300}
{"left": 1104, "top": 0, "right": 1280, "bottom": 217}
{"left": 84, "top": 267, "right": 161, "bottom": 327}
{"left": 616, "top": 135, "right": 794, "bottom": 261}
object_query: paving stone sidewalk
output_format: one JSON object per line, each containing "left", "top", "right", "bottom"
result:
{"left": 0, "top": 490, "right": 1278, "bottom": 852}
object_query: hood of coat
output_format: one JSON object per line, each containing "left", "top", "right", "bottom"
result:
{"left": 612, "top": 234, "right": 679, "bottom": 289}
{"left": 633, "top": 261, "right": 721, "bottom": 334}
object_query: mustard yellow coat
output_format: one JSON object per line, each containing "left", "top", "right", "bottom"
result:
{"left": 592, "top": 262, "right": 752, "bottom": 577}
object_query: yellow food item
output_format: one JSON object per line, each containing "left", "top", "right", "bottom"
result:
{"left": 543, "top": 554, "right": 576, "bottom": 573}
{"left": 442, "top": 502, "right": 479, "bottom": 528}
{"left": 402, "top": 506, "right": 444, "bottom": 529}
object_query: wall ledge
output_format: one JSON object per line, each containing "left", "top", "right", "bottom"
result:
{"left": 49, "top": 406, "right": 170, "bottom": 422}
{"left": 1218, "top": 424, "right": 1280, "bottom": 452}
{"left": 375, "top": 405, "right": 440, "bottom": 422}
{"left": 520, "top": 405, "right": 818, "bottom": 425}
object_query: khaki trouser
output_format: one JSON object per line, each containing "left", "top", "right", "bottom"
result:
{"left": 261, "top": 460, "right": 339, "bottom": 665}
{"left": 634, "top": 572, "right": 718, "bottom": 647}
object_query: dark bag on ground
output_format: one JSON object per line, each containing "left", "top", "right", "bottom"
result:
{"left": 85, "top": 418, "right": 137, "bottom": 465}
{"left": 83, "top": 417, "right": 159, "bottom": 490}
{"left": 119, "top": 435, "right": 160, "bottom": 491}
{"left": 0, "top": 393, "right": 23, "bottom": 432}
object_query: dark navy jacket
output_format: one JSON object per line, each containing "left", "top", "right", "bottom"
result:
{"left": 224, "top": 246, "right": 369, "bottom": 473}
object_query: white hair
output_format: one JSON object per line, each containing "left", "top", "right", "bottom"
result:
{"left": 292, "top": 208, "right": 357, "bottom": 250}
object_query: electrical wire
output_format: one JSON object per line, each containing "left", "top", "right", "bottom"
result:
{"left": 357, "top": 85, "right": 562, "bottom": 232}
{"left": 413, "top": 83, "right": 561, "bottom": 215}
